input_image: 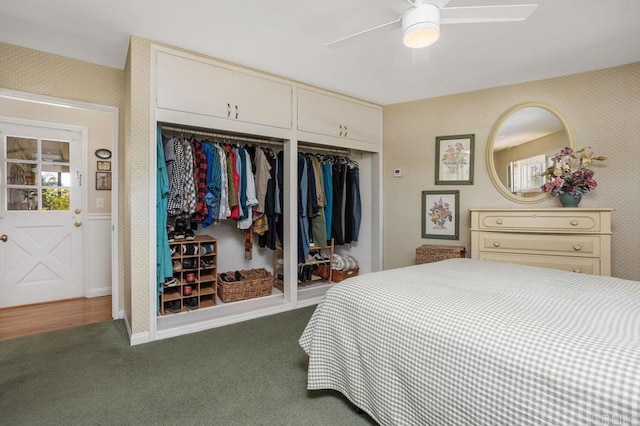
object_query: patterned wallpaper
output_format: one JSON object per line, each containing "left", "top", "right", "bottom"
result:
{"left": 0, "top": 41, "right": 127, "bottom": 314}
{"left": 126, "top": 36, "right": 152, "bottom": 334}
{"left": 383, "top": 62, "right": 640, "bottom": 281}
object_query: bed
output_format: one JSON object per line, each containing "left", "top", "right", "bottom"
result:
{"left": 299, "top": 259, "right": 640, "bottom": 426}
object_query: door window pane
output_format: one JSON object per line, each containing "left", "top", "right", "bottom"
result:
{"left": 41, "top": 164, "right": 71, "bottom": 187}
{"left": 42, "top": 140, "right": 70, "bottom": 163}
{"left": 6, "top": 137, "right": 37, "bottom": 160}
{"left": 8, "top": 163, "right": 38, "bottom": 186}
{"left": 42, "top": 188, "right": 70, "bottom": 211}
{"left": 7, "top": 188, "right": 38, "bottom": 211}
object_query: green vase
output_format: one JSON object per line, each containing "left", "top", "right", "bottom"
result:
{"left": 558, "top": 192, "right": 582, "bottom": 207}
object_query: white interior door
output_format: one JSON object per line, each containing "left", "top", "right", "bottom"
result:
{"left": 0, "top": 120, "right": 84, "bottom": 308}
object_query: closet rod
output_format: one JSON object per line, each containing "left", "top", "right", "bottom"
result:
{"left": 161, "top": 125, "right": 353, "bottom": 156}
{"left": 298, "top": 144, "right": 351, "bottom": 156}
{"left": 161, "top": 125, "right": 284, "bottom": 147}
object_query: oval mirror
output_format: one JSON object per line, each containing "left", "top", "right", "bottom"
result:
{"left": 487, "top": 102, "right": 574, "bottom": 203}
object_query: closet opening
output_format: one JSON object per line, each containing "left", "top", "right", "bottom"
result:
{"left": 154, "top": 122, "right": 372, "bottom": 336}
{"left": 157, "top": 123, "right": 290, "bottom": 329}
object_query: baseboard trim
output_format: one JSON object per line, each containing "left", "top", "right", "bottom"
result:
{"left": 124, "top": 313, "right": 151, "bottom": 345}
{"left": 88, "top": 288, "right": 111, "bottom": 297}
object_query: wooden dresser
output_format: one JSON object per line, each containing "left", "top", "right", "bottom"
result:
{"left": 470, "top": 208, "right": 613, "bottom": 276}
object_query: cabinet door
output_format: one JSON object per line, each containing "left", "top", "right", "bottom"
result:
{"left": 297, "top": 88, "right": 344, "bottom": 138}
{"left": 342, "top": 99, "right": 381, "bottom": 144}
{"left": 157, "top": 52, "right": 233, "bottom": 119}
{"left": 233, "top": 72, "right": 292, "bottom": 129}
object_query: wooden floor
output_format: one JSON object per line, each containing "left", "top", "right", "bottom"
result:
{"left": 0, "top": 296, "right": 113, "bottom": 341}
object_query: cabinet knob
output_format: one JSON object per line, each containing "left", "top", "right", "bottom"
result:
{"left": 235, "top": 105, "right": 239, "bottom": 119}
{"left": 570, "top": 219, "right": 579, "bottom": 226}
{"left": 339, "top": 124, "right": 343, "bottom": 137}
{"left": 573, "top": 244, "right": 582, "bottom": 251}
{"left": 227, "top": 103, "right": 231, "bottom": 118}
{"left": 493, "top": 241, "right": 501, "bottom": 247}
{"left": 344, "top": 125, "right": 348, "bottom": 137}
{"left": 496, "top": 218, "right": 503, "bottom": 225}
{"left": 573, "top": 267, "right": 582, "bottom": 273}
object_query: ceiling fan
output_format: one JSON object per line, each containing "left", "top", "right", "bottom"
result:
{"left": 326, "top": 0, "right": 538, "bottom": 49}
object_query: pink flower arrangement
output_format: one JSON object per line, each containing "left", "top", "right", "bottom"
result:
{"left": 541, "top": 147, "right": 607, "bottom": 196}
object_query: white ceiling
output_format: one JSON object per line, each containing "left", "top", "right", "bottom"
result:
{"left": 1, "top": 0, "right": 639, "bottom": 105}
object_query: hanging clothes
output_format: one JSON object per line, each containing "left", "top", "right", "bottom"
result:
{"left": 156, "top": 124, "right": 172, "bottom": 297}
{"left": 182, "top": 139, "right": 197, "bottom": 215}
{"left": 298, "top": 154, "right": 311, "bottom": 264}
{"left": 191, "top": 140, "right": 208, "bottom": 224}
{"left": 166, "top": 137, "right": 187, "bottom": 216}
{"left": 322, "top": 161, "right": 333, "bottom": 245}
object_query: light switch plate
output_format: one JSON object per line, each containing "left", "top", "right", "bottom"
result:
{"left": 393, "top": 169, "right": 402, "bottom": 177}
{"left": 96, "top": 197, "right": 104, "bottom": 208}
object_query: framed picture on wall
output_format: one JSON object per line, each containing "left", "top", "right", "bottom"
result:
{"left": 435, "top": 134, "right": 474, "bottom": 185}
{"left": 422, "top": 190, "right": 459, "bottom": 240}
{"left": 97, "top": 161, "right": 111, "bottom": 171}
{"left": 96, "top": 172, "right": 112, "bottom": 190}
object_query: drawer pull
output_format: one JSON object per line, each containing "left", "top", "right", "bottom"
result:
{"left": 570, "top": 219, "right": 579, "bottom": 226}
{"left": 493, "top": 241, "right": 501, "bottom": 247}
{"left": 573, "top": 244, "right": 582, "bottom": 251}
{"left": 496, "top": 218, "right": 503, "bottom": 225}
{"left": 573, "top": 267, "right": 582, "bottom": 273}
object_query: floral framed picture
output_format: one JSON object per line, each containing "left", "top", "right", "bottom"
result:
{"left": 435, "top": 134, "right": 474, "bottom": 185}
{"left": 422, "top": 190, "right": 459, "bottom": 240}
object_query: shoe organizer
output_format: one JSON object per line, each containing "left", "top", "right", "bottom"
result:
{"left": 160, "top": 235, "right": 218, "bottom": 315}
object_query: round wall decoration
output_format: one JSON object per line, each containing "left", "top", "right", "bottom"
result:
{"left": 95, "top": 149, "right": 112, "bottom": 159}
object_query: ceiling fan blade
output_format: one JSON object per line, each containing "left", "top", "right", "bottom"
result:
{"left": 440, "top": 4, "right": 538, "bottom": 24}
{"left": 325, "top": 18, "right": 402, "bottom": 48}
{"left": 380, "top": 0, "right": 417, "bottom": 14}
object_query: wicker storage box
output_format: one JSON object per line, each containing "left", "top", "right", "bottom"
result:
{"left": 331, "top": 268, "right": 359, "bottom": 282}
{"left": 217, "top": 268, "right": 274, "bottom": 303}
{"left": 416, "top": 244, "right": 466, "bottom": 265}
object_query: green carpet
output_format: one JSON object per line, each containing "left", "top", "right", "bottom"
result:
{"left": 0, "top": 306, "right": 375, "bottom": 426}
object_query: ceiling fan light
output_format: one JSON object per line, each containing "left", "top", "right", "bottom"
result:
{"left": 402, "top": 3, "right": 441, "bottom": 49}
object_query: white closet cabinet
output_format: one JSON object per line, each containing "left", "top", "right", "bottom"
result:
{"left": 297, "top": 87, "right": 381, "bottom": 150}
{"left": 156, "top": 51, "right": 292, "bottom": 130}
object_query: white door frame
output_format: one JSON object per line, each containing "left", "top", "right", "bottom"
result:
{"left": 0, "top": 89, "right": 120, "bottom": 319}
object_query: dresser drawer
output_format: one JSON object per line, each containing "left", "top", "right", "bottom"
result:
{"left": 478, "top": 252, "right": 600, "bottom": 275}
{"left": 476, "top": 232, "right": 601, "bottom": 257}
{"left": 476, "top": 211, "right": 601, "bottom": 233}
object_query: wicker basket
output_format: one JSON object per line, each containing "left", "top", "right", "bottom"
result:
{"left": 331, "top": 268, "right": 359, "bottom": 282}
{"left": 416, "top": 244, "right": 466, "bottom": 265}
{"left": 217, "top": 268, "right": 274, "bottom": 303}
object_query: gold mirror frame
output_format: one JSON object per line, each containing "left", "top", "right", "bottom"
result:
{"left": 486, "top": 102, "right": 574, "bottom": 204}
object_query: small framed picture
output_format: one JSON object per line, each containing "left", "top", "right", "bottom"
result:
{"left": 422, "top": 190, "right": 459, "bottom": 240}
{"left": 435, "top": 134, "right": 474, "bottom": 185}
{"left": 96, "top": 172, "right": 112, "bottom": 190}
{"left": 97, "top": 161, "right": 111, "bottom": 171}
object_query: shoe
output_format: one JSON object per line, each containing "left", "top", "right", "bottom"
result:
{"left": 183, "top": 244, "right": 198, "bottom": 256}
{"left": 200, "top": 258, "right": 213, "bottom": 268}
{"left": 183, "top": 285, "right": 193, "bottom": 296}
{"left": 184, "top": 297, "right": 198, "bottom": 310}
{"left": 201, "top": 244, "right": 212, "bottom": 254}
{"left": 170, "top": 245, "right": 178, "bottom": 256}
{"left": 182, "top": 258, "right": 195, "bottom": 269}
{"left": 185, "top": 229, "right": 195, "bottom": 241}
{"left": 168, "top": 231, "right": 176, "bottom": 243}
{"left": 234, "top": 271, "right": 244, "bottom": 281}
{"left": 172, "top": 260, "right": 183, "bottom": 272}
{"left": 175, "top": 218, "right": 188, "bottom": 232}
{"left": 174, "top": 230, "right": 185, "bottom": 241}
{"left": 219, "top": 273, "right": 235, "bottom": 283}
{"left": 163, "top": 277, "right": 178, "bottom": 287}
{"left": 185, "top": 272, "right": 196, "bottom": 283}
{"left": 164, "top": 300, "right": 181, "bottom": 314}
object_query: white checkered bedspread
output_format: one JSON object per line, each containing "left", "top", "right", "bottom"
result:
{"left": 299, "top": 259, "right": 640, "bottom": 426}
